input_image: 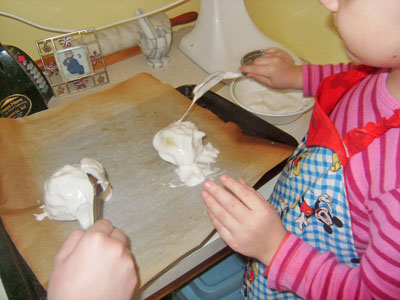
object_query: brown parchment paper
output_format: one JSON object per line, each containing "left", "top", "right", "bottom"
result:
{"left": 0, "top": 73, "right": 294, "bottom": 290}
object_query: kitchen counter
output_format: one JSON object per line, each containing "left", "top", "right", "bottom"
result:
{"left": 48, "top": 27, "right": 311, "bottom": 142}
{"left": 0, "top": 26, "right": 311, "bottom": 300}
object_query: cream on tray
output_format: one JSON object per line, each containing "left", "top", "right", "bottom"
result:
{"left": 152, "top": 72, "right": 242, "bottom": 187}
{"left": 34, "top": 158, "right": 112, "bottom": 229}
{"left": 153, "top": 121, "right": 219, "bottom": 187}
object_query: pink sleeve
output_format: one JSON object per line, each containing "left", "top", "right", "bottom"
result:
{"left": 303, "top": 63, "right": 358, "bottom": 97}
{"left": 266, "top": 190, "right": 400, "bottom": 300}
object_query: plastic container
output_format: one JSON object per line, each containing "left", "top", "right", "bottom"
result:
{"left": 175, "top": 253, "right": 245, "bottom": 300}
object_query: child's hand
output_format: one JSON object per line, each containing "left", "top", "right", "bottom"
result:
{"left": 240, "top": 48, "right": 303, "bottom": 90}
{"left": 47, "top": 219, "right": 137, "bottom": 300}
{"left": 201, "top": 174, "right": 287, "bottom": 267}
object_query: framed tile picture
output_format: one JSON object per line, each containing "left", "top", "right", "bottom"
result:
{"left": 36, "top": 28, "right": 109, "bottom": 97}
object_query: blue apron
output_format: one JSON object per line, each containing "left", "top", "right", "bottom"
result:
{"left": 240, "top": 66, "right": 386, "bottom": 299}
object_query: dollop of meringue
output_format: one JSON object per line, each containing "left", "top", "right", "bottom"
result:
{"left": 34, "top": 158, "right": 111, "bottom": 229}
{"left": 153, "top": 121, "right": 219, "bottom": 186}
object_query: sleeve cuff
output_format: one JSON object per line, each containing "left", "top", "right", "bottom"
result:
{"left": 263, "top": 231, "right": 291, "bottom": 276}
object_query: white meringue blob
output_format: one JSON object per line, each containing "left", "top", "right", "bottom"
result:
{"left": 34, "top": 158, "right": 112, "bottom": 229}
{"left": 153, "top": 121, "right": 219, "bottom": 187}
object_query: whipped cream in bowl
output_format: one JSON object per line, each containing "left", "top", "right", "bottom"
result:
{"left": 231, "top": 77, "right": 314, "bottom": 125}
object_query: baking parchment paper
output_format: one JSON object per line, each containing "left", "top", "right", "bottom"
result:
{"left": 0, "top": 73, "right": 294, "bottom": 289}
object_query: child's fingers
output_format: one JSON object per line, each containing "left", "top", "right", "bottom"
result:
{"left": 242, "top": 63, "right": 274, "bottom": 75}
{"left": 264, "top": 47, "right": 280, "bottom": 54}
{"left": 201, "top": 187, "right": 242, "bottom": 231}
{"left": 220, "top": 175, "right": 263, "bottom": 211}
{"left": 205, "top": 207, "right": 233, "bottom": 243}
{"left": 202, "top": 179, "right": 251, "bottom": 222}
{"left": 239, "top": 178, "right": 250, "bottom": 187}
{"left": 239, "top": 178, "right": 264, "bottom": 199}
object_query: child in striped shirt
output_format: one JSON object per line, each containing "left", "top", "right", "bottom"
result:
{"left": 201, "top": 0, "right": 400, "bottom": 299}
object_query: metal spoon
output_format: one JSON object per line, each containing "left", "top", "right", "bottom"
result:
{"left": 87, "top": 174, "right": 103, "bottom": 223}
{"left": 178, "top": 71, "right": 242, "bottom": 122}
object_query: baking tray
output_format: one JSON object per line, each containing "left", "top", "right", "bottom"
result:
{"left": 176, "top": 85, "right": 298, "bottom": 147}
{"left": 0, "top": 85, "right": 298, "bottom": 300}
{"left": 176, "top": 85, "right": 297, "bottom": 189}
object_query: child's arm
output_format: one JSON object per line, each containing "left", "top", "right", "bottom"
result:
{"left": 266, "top": 189, "right": 400, "bottom": 300}
{"left": 239, "top": 47, "right": 359, "bottom": 98}
{"left": 303, "top": 62, "right": 358, "bottom": 97}
{"left": 201, "top": 174, "right": 287, "bottom": 267}
{"left": 202, "top": 175, "right": 400, "bottom": 299}
{"left": 239, "top": 48, "right": 303, "bottom": 90}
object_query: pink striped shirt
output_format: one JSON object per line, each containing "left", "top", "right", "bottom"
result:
{"left": 267, "top": 64, "right": 400, "bottom": 299}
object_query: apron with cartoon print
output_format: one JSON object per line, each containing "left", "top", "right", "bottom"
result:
{"left": 241, "top": 66, "right": 400, "bottom": 299}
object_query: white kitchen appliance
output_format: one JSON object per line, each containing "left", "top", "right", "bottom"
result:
{"left": 179, "top": 0, "right": 302, "bottom": 73}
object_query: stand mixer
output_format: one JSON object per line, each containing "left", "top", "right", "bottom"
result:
{"left": 179, "top": 0, "right": 302, "bottom": 73}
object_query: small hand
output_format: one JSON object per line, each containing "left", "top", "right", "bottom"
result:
{"left": 240, "top": 48, "right": 303, "bottom": 90}
{"left": 201, "top": 174, "right": 287, "bottom": 266}
{"left": 47, "top": 219, "right": 137, "bottom": 300}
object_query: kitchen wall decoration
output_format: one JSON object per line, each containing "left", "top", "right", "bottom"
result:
{"left": 36, "top": 28, "right": 109, "bottom": 97}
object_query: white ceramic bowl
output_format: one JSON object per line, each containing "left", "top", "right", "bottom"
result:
{"left": 230, "top": 77, "right": 314, "bottom": 125}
